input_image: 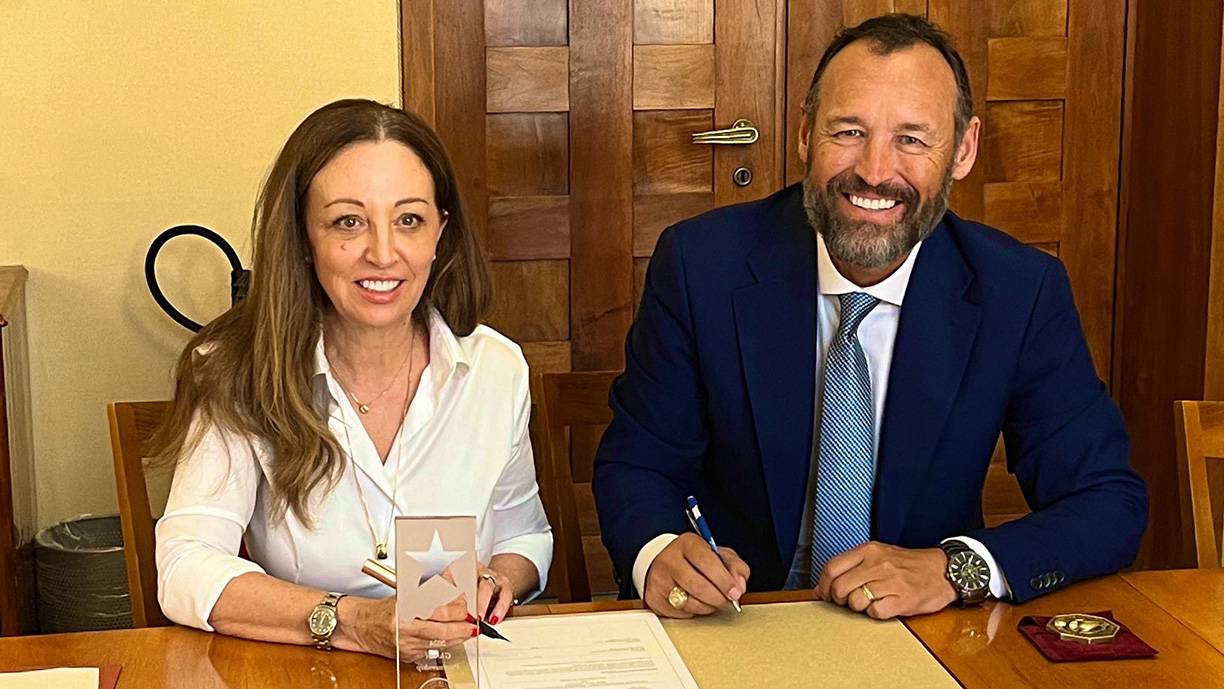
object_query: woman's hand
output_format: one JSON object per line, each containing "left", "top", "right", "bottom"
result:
{"left": 476, "top": 564, "right": 516, "bottom": 625}
{"left": 339, "top": 595, "right": 477, "bottom": 660}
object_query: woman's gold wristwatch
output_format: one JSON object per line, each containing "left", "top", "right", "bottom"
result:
{"left": 308, "top": 592, "right": 346, "bottom": 650}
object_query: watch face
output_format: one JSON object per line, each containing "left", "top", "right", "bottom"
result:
{"left": 309, "top": 606, "right": 337, "bottom": 636}
{"left": 948, "top": 551, "right": 990, "bottom": 592}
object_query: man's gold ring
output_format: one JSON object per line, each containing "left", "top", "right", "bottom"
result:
{"left": 861, "top": 584, "right": 876, "bottom": 603}
{"left": 479, "top": 572, "right": 498, "bottom": 586}
{"left": 667, "top": 585, "right": 690, "bottom": 609}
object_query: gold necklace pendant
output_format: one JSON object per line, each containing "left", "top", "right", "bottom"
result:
{"left": 376, "top": 543, "right": 388, "bottom": 560}
{"left": 358, "top": 403, "right": 370, "bottom": 414}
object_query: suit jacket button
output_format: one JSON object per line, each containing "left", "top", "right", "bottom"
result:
{"left": 1030, "top": 576, "right": 1042, "bottom": 589}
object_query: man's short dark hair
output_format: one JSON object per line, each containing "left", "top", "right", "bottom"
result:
{"left": 802, "top": 14, "right": 974, "bottom": 139}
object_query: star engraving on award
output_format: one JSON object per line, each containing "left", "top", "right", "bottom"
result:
{"left": 402, "top": 530, "right": 467, "bottom": 582}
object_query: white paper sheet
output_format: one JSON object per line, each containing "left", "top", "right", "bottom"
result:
{"left": 0, "top": 667, "right": 98, "bottom": 689}
{"left": 472, "top": 610, "right": 700, "bottom": 689}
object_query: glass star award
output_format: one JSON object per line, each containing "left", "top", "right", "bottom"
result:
{"left": 395, "top": 515, "right": 479, "bottom": 689}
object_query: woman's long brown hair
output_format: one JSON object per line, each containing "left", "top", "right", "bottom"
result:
{"left": 148, "top": 99, "right": 491, "bottom": 527}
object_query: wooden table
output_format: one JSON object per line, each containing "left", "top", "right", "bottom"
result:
{"left": 1123, "top": 568, "right": 1224, "bottom": 655}
{"left": 0, "top": 570, "right": 1220, "bottom": 688}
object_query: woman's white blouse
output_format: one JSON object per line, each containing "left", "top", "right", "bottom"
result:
{"left": 155, "top": 311, "right": 553, "bottom": 631}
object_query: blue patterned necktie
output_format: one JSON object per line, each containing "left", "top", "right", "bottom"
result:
{"left": 811, "top": 292, "right": 880, "bottom": 584}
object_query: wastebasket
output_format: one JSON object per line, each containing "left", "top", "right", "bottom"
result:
{"left": 34, "top": 515, "right": 133, "bottom": 632}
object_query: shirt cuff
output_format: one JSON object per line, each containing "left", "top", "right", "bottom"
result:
{"left": 943, "top": 536, "right": 1012, "bottom": 600}
{"left": 631, "top": 533, "right": 678, "bottom": 599}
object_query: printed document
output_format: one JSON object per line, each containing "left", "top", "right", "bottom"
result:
{"left": 472, "top": 610, "right": 699, "bottom": 689}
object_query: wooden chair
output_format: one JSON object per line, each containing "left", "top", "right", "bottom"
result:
{"left": 530, "top": 371, "right": 619, "bottom": 603}
{"left": 107, "top": 401, "right": 172, "bottom": 627}
{"left": 1175, "top": 400, "right": 1224, "bottom": 568}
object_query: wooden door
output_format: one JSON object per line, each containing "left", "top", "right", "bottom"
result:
{"left": 786, "top": 1, "right": 1126, "bottom": 528}
{"left": 403, "top": 0, "right": 784, "bottom": 374}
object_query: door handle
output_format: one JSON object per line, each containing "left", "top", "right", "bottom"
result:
{"left": 691, "top": 119, "right": 759, "bottom": 145}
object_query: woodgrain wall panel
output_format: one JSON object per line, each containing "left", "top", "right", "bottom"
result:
{"left": 633, "top": 110, "right": 714, "bottom": 195}
{"left": 486, "top": 113, "right": 569, "bottom": 196}
{"left": 402, "top": 0, "right": 436, "bottom": 121}
{"left": 486, "top": 0, "right": 568, "bottom": 46}
{"left": 983, "top": 101, "right": 1063, "bottom": 183}
{"left": 633, "top": 193, "right": 715, "bottom": 256}
{"left": 633, "top": 45, "right": 716, "bottom": 110}
{"left": 432, "top": 0, "right": 487, "bottom": 241}
{"left": 488, "top": 196, "right": 571, "bottom": 260}
{"left": 989, "top": 0, "right": 1066, "bottom": 37}
{"left": 983, "top": 182, "right": 1062, "bottom": 244}
{"left": 929, "top": 0, "right": 989, "bottom": 220}
{"left": 842, "top": 0, "right": 898, "bottom": 26}
{"left": 571, "top": 0, "right": 634, "bottom": 370}
{"left": 634, "top": 0, "right": 714, "bottom": 45}
{"left": 521, "top": 341, "right": 572, "bottom": 374}
{"left": 487, "top": 47, "right": 570, "bottom": 113}
{"left": 986, "top": 37, "right": 1067, "bottom": 100}
{"left": 488, "top": 261, "right": 570, "bottom": 342}
{"left": 1060, "top": 0, "right": 1124, "bottom": 381}
{"left": 785, "top": 0, "right": 840, "bottom": 183}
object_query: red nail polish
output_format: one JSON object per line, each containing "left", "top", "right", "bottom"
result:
{"left": 470, "top": 627, "right": 479, "bottom": 637}
{"left": 490, "top": 615, "right": 500, "bottom": 625}
{"left": 465, "top": 613, "right": 477, "bottom": 624}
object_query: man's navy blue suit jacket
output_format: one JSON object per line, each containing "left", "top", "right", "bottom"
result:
{"left": 592, "top": 183, "right": 1147, "bottom": 602}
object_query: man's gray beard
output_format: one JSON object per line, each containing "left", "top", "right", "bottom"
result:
{"left": 802, "top": 168, "right": 954, "bottom": 269}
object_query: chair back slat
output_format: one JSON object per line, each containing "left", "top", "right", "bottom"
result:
{"left": 1175, "top": 400, "right": 1224, "bottom": 568}
{"left": 108, "top": 401, "right": 172, "bottom": 627}
{"left": 531, "top": 371, "right": 619, "bottom": 602}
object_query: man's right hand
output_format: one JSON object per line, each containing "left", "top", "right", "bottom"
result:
{"left": 643, "top": 533, "right": 750, "bottom": 618}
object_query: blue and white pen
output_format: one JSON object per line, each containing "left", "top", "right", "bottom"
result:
{"left": 685, "top": 495, "right": 744, "bottom": 613}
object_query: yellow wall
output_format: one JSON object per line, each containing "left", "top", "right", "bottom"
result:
{"left": 0, "top": 1, "right": 402, "bottom": 528}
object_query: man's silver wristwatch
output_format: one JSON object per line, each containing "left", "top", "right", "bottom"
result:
{"left": 939, "top": 541, "right": 991, "bottom": 606}
{"left": 308, "top": 592, "right": 346, "bottom": 650}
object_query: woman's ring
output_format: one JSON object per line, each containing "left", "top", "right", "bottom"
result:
{"left": 667, "top": 586, "right": 690, "bottom": 609}
{"left": 479, "top": 572, "right": 499, "bottom": 586}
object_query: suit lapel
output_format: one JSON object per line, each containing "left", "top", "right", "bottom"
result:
{"left": 874, "top": 217, "right": 982, "bottom": 543}
{"left": 732, "top": 188, "right": 818, "bottom": 566}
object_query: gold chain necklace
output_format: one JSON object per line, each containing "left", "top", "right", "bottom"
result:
{"left": 331, "top": 324, "right": 418, "bottom": 559}
{"left": 330, "top": 329, "right": 416, "bottom": 414}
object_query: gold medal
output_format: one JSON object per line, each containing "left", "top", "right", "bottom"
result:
{"left": 1046, "top": 613, "right": 1120, "bottom": 644}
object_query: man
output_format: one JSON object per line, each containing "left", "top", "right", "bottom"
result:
{"left": 592, "top": 14, "right": 1147, "bottom": 620}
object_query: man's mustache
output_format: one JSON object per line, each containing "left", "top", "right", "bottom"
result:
{"left": 825, "top": 172, "right": 919, "bottom": 210}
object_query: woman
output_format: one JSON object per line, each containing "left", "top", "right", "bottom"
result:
{"left": 151, "top": 99, "right": 552, "bottom": 659}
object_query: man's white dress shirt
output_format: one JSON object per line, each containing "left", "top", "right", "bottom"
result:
{"left": 632, "top": 235, "right": 1010, "bottom": 600}
{"left": 156, "top": 309, "right": 553, "bottom": 631}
